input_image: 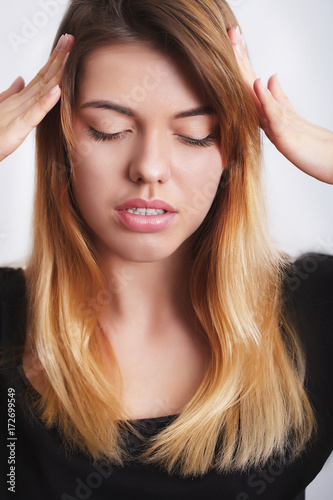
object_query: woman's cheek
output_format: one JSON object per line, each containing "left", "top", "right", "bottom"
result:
{"left": 189, "top": 148, "right": 223, "bottom": 196}
{"left": 70, "top": 151, "right": 109, "bottom": 214}
{"left": 180, "top": 154, "right": 223, "bottom": 226}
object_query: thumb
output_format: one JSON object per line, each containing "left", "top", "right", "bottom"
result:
{"left": 267, "top": 74, "right": 294, "bottom": 111}
{"left": 0, "top": 76, "right": 25, "bottom": 104}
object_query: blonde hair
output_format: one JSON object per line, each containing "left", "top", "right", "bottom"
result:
{"left": 25, "top": 0, "right": 316, "bottom": 477}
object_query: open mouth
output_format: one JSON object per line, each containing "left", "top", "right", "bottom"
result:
{"left": 115, "top": 208, "right": 176, "bottom": 232}
{"left": 125, "top": 208, "right": 167, "bottom": 216}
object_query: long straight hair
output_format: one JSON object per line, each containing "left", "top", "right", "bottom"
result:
{"left": 25, "top": 0, "right": 316, "bottom": 476}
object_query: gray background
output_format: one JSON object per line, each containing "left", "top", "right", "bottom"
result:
{"left": 0, "top": 1, "right": 332, "bottom": 497}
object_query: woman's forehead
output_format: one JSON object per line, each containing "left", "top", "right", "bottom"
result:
{"left": 76, "top": 43, "right": 209, "bottom": 109}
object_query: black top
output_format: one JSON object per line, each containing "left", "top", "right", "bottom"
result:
{"left": 1, "top": 253, "right": 333, "bottom": 500}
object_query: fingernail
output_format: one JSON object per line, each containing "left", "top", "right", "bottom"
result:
{"left": 235, "top": 26, "right": 242, "bottom": 44}
{"left": 56, "top": 34, "right": 64, "bottom": 51}
{"left": 62, "top": 52, "right": 69, "bottom": 67}
{"left": 62, "top": 33, "right": 69, "bottom": 52}
{"left": 234, "top": 43, "right": 242, "bottom": 60}
{"left": 48, "top": 84, "right": 60, "bottom": 96}
{"left": 259, "top": 78, "right": 268, "bottom": 91}
{"left": 241, "top": 34, "right": 246, "bottom": 48}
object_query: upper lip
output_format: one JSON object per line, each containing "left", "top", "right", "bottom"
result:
{"left": 115, "top": 198, "right": 177, "bottom": 212}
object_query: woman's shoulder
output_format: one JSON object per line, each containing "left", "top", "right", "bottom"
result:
{"left": 285, "top": 252, "right": 333, "bottom": 297}
{"left": 283, "top": 252, "right": 333, "bottom": 325}
{"left": 0, "top": 266, "right": 26, "bottom": 293}
{"left": 0, "top": 266, "right": 27, "bottom": 347}
{"left": 282, "top": 253, "right": 333, "bottom": 404}
{"left": 283, "top": 251, "right": 333, "bottom": 321}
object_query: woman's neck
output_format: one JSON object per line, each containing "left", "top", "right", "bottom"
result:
{"left": 95, "top": 240, "right": 195, "bottom": 339}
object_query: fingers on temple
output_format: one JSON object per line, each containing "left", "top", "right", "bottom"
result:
{"left": 18, "top": 60, "right": 67, "bottom": 121}
{"left": 227, "top": 26, "right": 246, "bottom": 49}
{"left": 19, "top": 34, "right": 75, "bottom": 101}
{"left": 18, "top": 85, "right": 61, "bottom": 135}
{"left": 20, "top": 56, "right": 68, "bottom": 113}
{"left": 228, "top": 27, "right": 257, "bottom": 89}
{"left": 253, "top": 78, "right": 283, "bottom": 127}
{"left": 267, "top": 74, "right": 294, "bottom": 111}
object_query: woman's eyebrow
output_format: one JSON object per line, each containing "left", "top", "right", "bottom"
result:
{"left": 80, "top": 100, "right": 216, "bottom": 119}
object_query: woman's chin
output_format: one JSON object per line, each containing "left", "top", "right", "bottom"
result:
{"left": 93, "top": 238, "right": 187, "bottom": 265}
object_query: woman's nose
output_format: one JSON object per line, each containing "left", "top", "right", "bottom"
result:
{"left": 128, "top": 129, "right": 171, "bottom": 184}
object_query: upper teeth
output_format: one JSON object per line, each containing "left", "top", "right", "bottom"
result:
{"left": 126, "top": 208, "right": 166, "bottom": 215}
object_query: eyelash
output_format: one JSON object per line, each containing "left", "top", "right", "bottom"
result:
{"left": 84, "top": 128, "right": 215, "bottom": 148}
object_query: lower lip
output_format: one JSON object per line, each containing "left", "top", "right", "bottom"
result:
{"left": 115, "top": 209, "right": 177, "bottom": 233}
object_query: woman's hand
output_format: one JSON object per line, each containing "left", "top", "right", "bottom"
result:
{"left": 228, "top": 26, "right": 333, "bottom": 184}
{"left": 0, "top": 34, "right": 75, "bottom": 162}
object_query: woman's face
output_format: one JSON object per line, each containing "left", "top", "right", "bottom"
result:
{"left": 70, "top": 43, "right": 224, "bottom": 263}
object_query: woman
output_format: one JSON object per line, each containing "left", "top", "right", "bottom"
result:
{"left": 0, "top": 0, "right": 332, "bottom": 499}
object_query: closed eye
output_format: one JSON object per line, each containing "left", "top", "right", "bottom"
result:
{"left": 178, "top": 134, "right": 215, "bottom": 148}
{"left": 84, "top": 128, "right": 128, "bottom": 142}
{"left": 84, "top": 128, "right": 215, "bottom": 148}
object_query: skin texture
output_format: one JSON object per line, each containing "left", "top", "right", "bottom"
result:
{"left": 69, "top": 44, "right": 222, "bottom": 417}
{"left": 0, "top": 29, "right": 332, "bottom": 417}
{"left": 228, "top": 26, "right": 333, "bottom": 184}
{"left": 0, "top": 34, "right": 75, "bottom": 162}
{"left": 70, "top": 44, "right": 223, "bottom": 322}
{"left": 72, "top": 44, "right": 223, "bottom": 262}
{"left": 0, "top": 30, "right": 332, "bottom": 176}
